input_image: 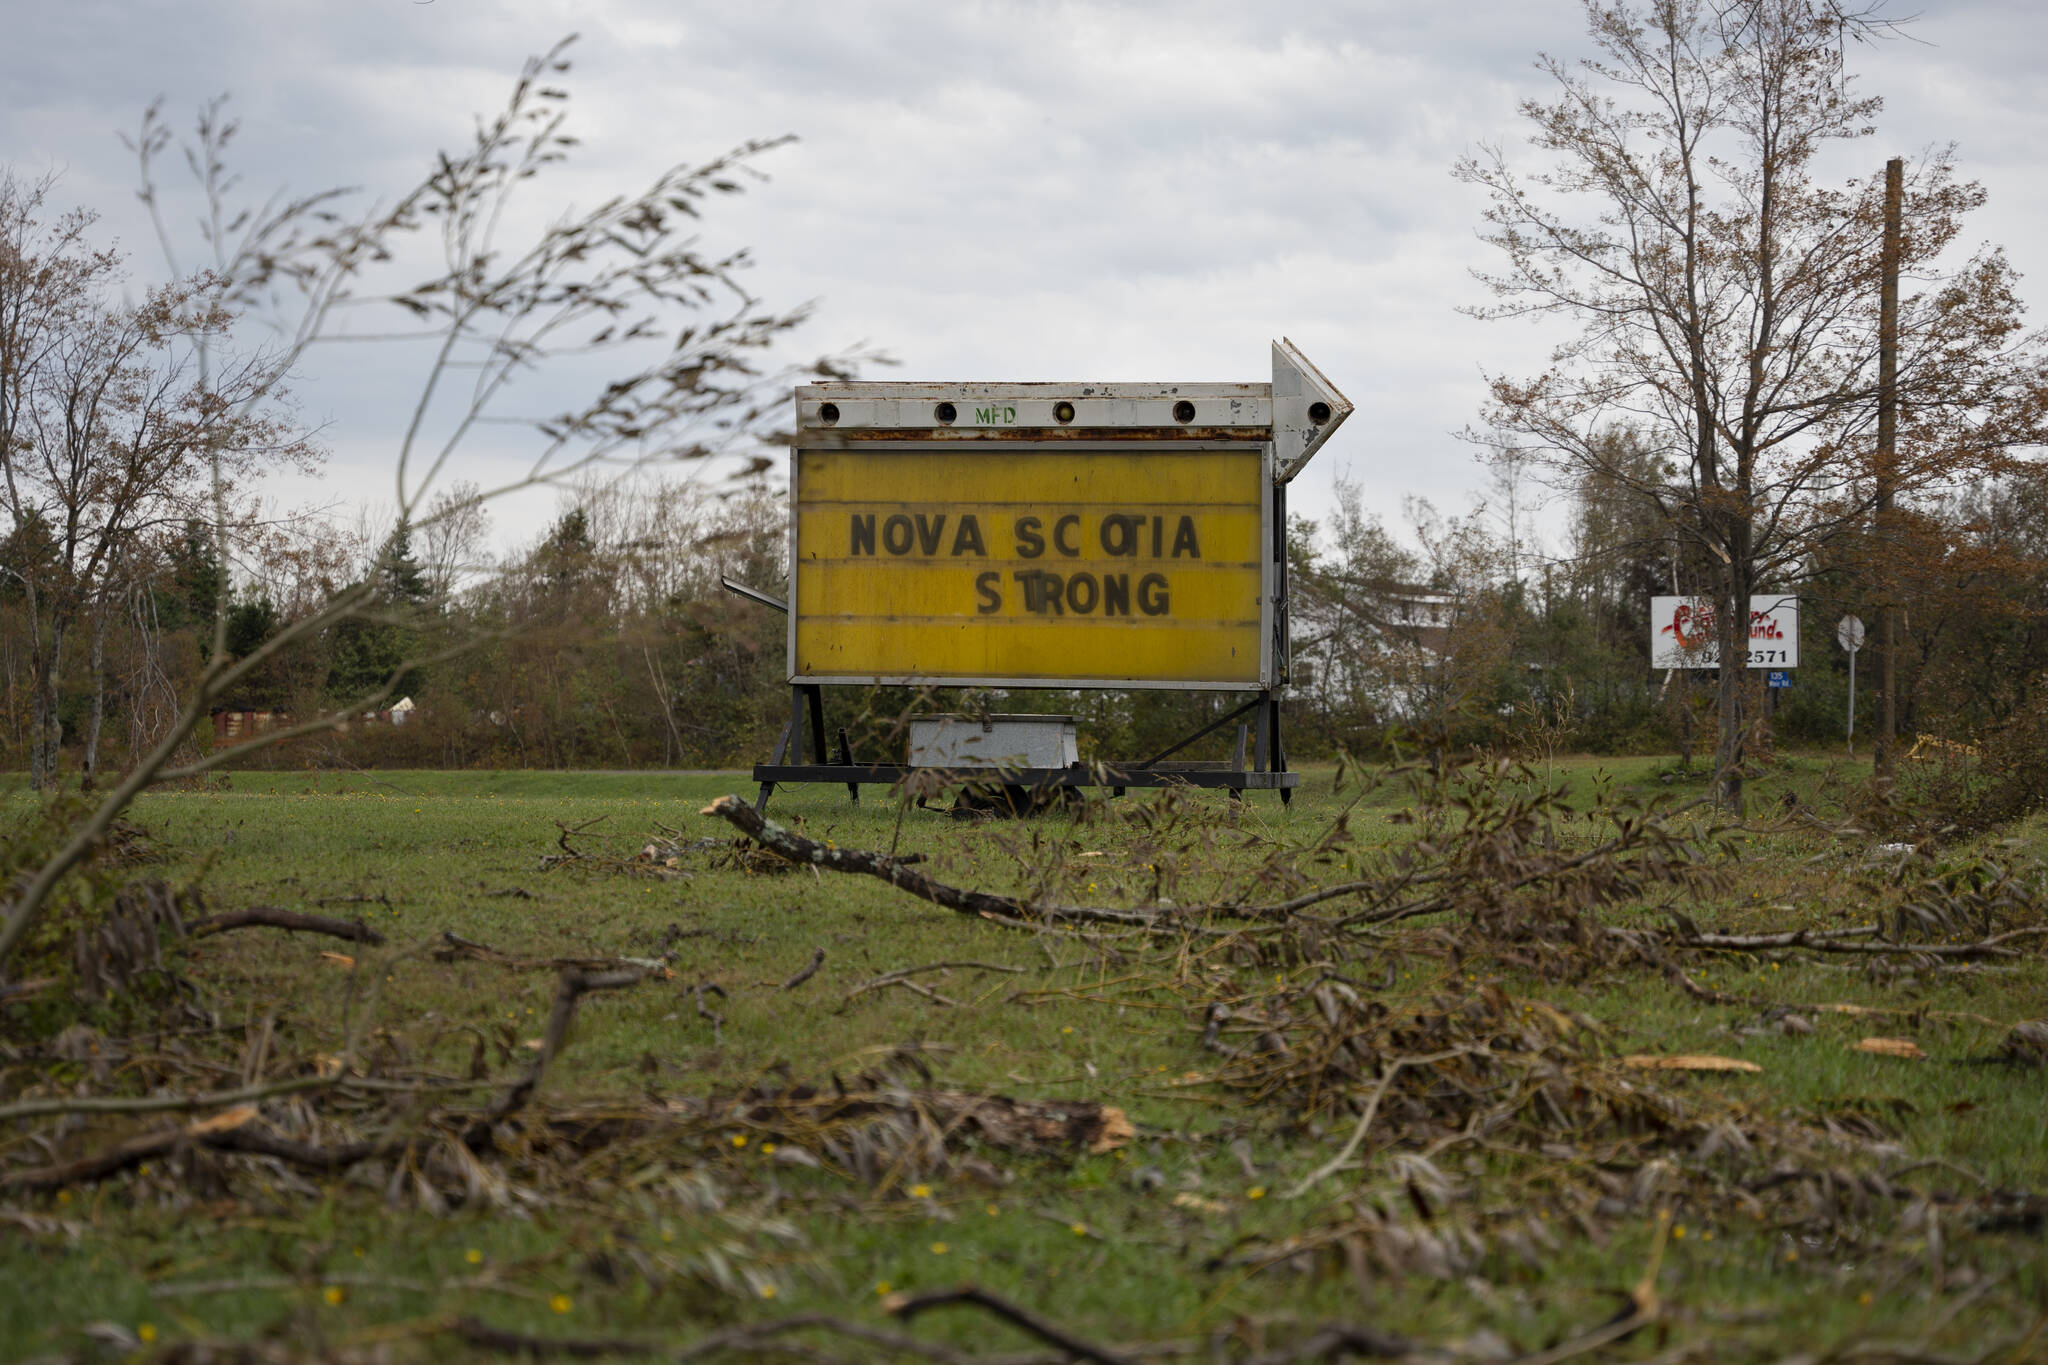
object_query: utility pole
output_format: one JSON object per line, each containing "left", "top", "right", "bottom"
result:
{"left": 1873, "top": 156, "right": 1903, "bottom": 782}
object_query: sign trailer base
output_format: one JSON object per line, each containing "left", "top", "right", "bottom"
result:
{"left": 749, "top": 683, "right": 1299, "bottom": 812}
{"left": 736, "top": 340, "right": 1351, "bottom": 813}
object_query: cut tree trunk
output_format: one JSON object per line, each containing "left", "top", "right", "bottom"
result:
{"left": 1714, "top": 585, "right": 1748, "bottom": 812}
{"left": 81, "top": 604, "right": 108, "bottom": 792}
{"left": 29, "top": 617, "right": 65, "bottom": 792}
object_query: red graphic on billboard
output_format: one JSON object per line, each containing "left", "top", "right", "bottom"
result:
{"left": 1651, "top": 595, "right": 1799, "bottom": 669}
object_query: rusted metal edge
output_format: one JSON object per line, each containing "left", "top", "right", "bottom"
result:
{"left": 805, "top": 426, "right": 1272, "bottom": 443}
{"left": 796, "top": 382, "right": 1268, "bottom": 399}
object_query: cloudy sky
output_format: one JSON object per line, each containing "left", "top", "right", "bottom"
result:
{"left": 4, "top": 0, "right": 2044, "bottom": 559}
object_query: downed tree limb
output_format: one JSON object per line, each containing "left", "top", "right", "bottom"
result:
{"left": 843, "top": 961, "right": 1027, "bottom": 1008}
{"left": 0, "top": 1073, "right": 337, "bottom": 1124}
{"left": 473, "top": 964, "right": 663, "bottom": 1141}
{"left": 433, "top": 930, "right": 668, "bottom": 973}
{"left": 1240, "top": 1325, "right": 1417, "bottom": 1364}
{"left": 777, "top": 947, "right": 826, "bottom": 990}
{"left": 185, "top": 906, "right": 386, "bottom": 946}
{"left": 0, "top": 1116, "right": 406, "bottom": 1193}
{"left": 1674, "top": 925, "right": 2048, "bottom": 961}
{"left": 701, "top": 797, "right": 1171, "bottom": 930}
{"left": 885, "top": 1285, "right": 1137, "bottom": 1365}
{"left": 453, "top": 1316, "right": 656, "bottom": 1358}
{"left": 1282, "top": 1047, "right": 1472, "bottom": 1199}
{"left": 669, "top": 1313, "right": 1068, "bottom": 1365}
{"left": 1, "top": 1124, "right": 192, "bottom": 1192}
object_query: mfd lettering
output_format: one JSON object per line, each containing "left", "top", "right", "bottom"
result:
{"left": 982, "top": 570, "right": 1169, "bottom": 617}
{"left": 849, "top": 511, "right": 1202, "bottom": 560}
{"left": 850, "top": 513, "right": 986, "bottom": 557}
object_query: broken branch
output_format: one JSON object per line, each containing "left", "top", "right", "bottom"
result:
{"left": 701, "top": 797, "right": 1166, "bottom": 930}
{"left": 778, "top": 947, "right": 826, "bottom": 990}
{"left": 885, "top": 1285, "right": 1136, "bottom": 1365}
{"left": 185, "top": 906, "right": 387, "bottom": 945}
{"left": 475, "top": 965, "right": 662, "bottom": 1138}
{"left": 1676, "top": 925, "right": 2048, "bottom": 961}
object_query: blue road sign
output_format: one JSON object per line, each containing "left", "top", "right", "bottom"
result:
{"left": 1767, "top": 670, "right": 1793, "bottom": 689}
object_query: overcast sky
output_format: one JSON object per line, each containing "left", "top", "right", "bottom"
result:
{"left": 4, "top": 0, "right": 2044, "bottom": 560}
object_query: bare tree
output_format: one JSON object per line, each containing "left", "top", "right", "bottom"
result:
{"left": 0, "top": 37, "right": 860, "bottom": 976}
{"left": 418, "top": 481, "right": 492, "bottom": 608}
{"left": 0, "top": 174, "right": 310, "bottom": 791}
{"left": 1459, "top": 0, "right": 2045, "bottom": 808}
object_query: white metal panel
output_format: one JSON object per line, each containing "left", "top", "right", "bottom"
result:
{"left": 1272, "top": 337, "right": 1354, "bottom": 484}
{"left": 908, "top": 714, "right": 1079, "bottom": 769}
{"left": 1650, "top": 594, "right": 1801, "bottom": 669}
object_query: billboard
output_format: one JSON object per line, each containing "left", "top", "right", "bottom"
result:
{"left": 792, "top": 447, "right": 1270, "bottom": 687}
{"left": 1651, "top": 594, "right": 1800, "bottom": 669}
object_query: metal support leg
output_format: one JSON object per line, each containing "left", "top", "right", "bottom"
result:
{"left": 804, "top": 685, "right": 828, "bottom": 771}
{"left": 1272, "top": 697, "right": 1290, "bottom": 806}
{"left": 837, "top": 726, "right": 859, "bottom": 804}
{"left": 756, "top": 713, "right": 795, "bottom": 811}
{"left": 1228, "top": 720, "right": 1250, "bottom": 803}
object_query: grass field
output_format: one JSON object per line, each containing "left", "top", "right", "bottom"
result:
{"left": 2, "top": 756, "right": 2045, "bottom": 1362}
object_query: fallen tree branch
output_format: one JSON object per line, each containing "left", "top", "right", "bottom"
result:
{"left": 0, "top": 1125, "right": 189, "bottom": 1192}
{"left": 1675, "top": 925, "right": 2048, "bottom": 961}
{"left": 777, "top": 947, "right": 826, "bottom": 990}
{"left": 185, "top": 906, "right": 386, "bottom": 946}
{"left": 433, "top": 931, "right": 666, "bottom": 973}
{"left": 1241, "top": 1324, "right": 1417, "bottom": 1364}
{"left": 692, "top": 981, "right": 726, "bottom": 1042}
{"left": 0, "top": 1073, "right": 336, "bottom": 1124}
{"left": 1283, "top": 1048, "right": 1471, "bottom": 1199}
{"left": 473, "top": 964, "right": 661, "bottom": 1141}
{"left": 843, "top": 961, "right": 1026, "bottom": 1008}
{"left": 0, "top": 1119, "right": 407, "bottom": 1193}
{"left": 702, "top": 797, "right": 1170, "bottom": 930}
{"left": 874, "top": 976, "right": 960, "bottom": 1007}
{"left": 670, "top": 1313, "right": 1068, "bottom": 1365}
{"left": 885, "top": 1285, "right": 1137, "bottom": 1365}
{"left": 453, "top": 1316, "right": 655, "bottom": 1358}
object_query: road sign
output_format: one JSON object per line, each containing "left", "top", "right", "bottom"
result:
{"left": 1837, "top": 615, "right": 1864, "bottom": 754}
{"left": 1768, "top": 670, "right": 1793, "bottom": 689}
{"left": 1650, "top": 595, "right": 1800, "bottom": 669}
{"left": 787, "top": 341, "right": 1351, "bottom": 691}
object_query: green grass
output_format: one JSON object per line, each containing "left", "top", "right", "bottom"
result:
{"left": 2, "top": 757, "right": 2044, "bottom": 1361}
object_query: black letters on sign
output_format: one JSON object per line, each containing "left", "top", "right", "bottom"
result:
{"left": 882, "top": 514, "right": 914, "bottom": 555}
{"left": 1138, "top": 573, "right": 1170, "bottom": 615}
{"left": 1100, "top": 515, "right": 1136, "bottom": 557}
{"left": 1014, "top": 516, "right": 1045, "bottom": 559}
{"left": 836, "top": 505, "right": 1203, "bottom": 621}
{"left": 951, "top": 514, "right": 986, "bottom": 556}
{"left": 1103, "top": 573, "right": 1130, "bottom": 615}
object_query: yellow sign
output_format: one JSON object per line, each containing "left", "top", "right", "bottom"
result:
{"left": 792, "top": 449, "right": 1269, "bottom": 686}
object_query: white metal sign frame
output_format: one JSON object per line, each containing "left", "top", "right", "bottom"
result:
{"left": 785, "top": 340, "right": 1351, "bottom": 694}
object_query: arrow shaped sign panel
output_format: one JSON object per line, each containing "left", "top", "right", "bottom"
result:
{"left": 1272, "top": 337, "right": 1353, "bottom": 484}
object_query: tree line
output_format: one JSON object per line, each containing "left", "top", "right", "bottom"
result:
{"left": 9, "top": 442, "right": 2048, "bottom": 781}
{"left": 4, "top": 1, "right": 2047, "bottom": 809}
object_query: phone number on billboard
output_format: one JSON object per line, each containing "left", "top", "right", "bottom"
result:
{"left": 1746, "top": 649, "right": 1792, "bottom": 665}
